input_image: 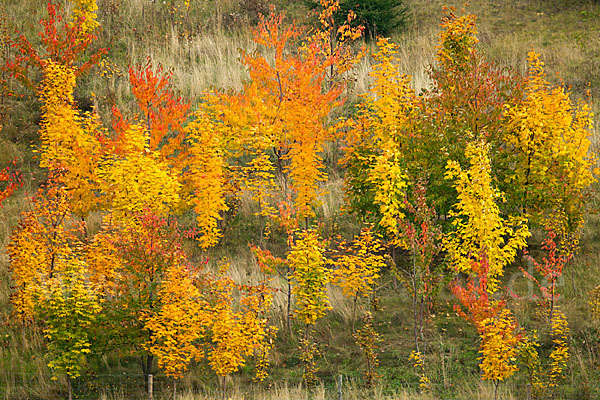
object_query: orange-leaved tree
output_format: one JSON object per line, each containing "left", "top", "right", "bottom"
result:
{"left": 7, "top": 176, "right": 81, "bottom": 318}
{"left": 6, "top": 0, "right": 105, "bottom": 90}
{"left": 452, "top": 254, "right": 522, "bottom": 400}
{"left": 215, "top": 8, "right": 360, "bottom": 226}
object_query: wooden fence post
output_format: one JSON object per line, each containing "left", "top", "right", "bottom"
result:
{"left": 148, "top": 374, "right": 153, "bottom": 400}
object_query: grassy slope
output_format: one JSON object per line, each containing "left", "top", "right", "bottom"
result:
{"left": 2, "top": 0, "right": 600, "bottom": 399}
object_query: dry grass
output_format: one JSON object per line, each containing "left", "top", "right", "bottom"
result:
{"left": 2, "top": 1, "right": 600, "bottom": 399}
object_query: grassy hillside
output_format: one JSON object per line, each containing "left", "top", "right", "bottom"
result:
{"left": 1, "top": 1, "right": 600, "bottom": 399}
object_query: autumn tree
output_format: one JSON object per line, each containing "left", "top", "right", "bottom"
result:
{"left": 183, "top": 108, "right": 229, "bottom": 249}
{"left": 342, "top": 37, "right": 417, "bottom": 243}
{"left": 289, "top": 229, "right": 330, "bottom": 384}
{"left": 92, "top": 210, "right": 187, "bottom": 379}
{"left": 98, "top": 121, "right": 181, "bottom": 220}
{"left": 37, "top": 260, "right": 102, "bottom": 400}
{"left": 213, "top": 7, "right": 361, "bottom": 227}
{"left": 443, "top": 140, "right": 530, "bottom": 291}
{"left": 205, "top": 268, "right": 275, "bottom": 398}
{"left": 446, "top": 142, "right": 527, "bottom": 398}
{"left": 6, "top": 0, "right": 105, "bottom": 90}
{"left": 142, "top": 262, "right": 206, "bottom": 395}
{"left": 395, "top": 180, "right": 441, "bottom": 371}
{"left": 7, "top": 177, "right": 80, "bottom": 318}
{"left": 7, "top": 176, "right": 100, "bottom": 399}
{"left": 353, "top": 312, "right": 382, "bottom": 387}
{"left": 518, "top": 228, "right": 573, "bottom": 397}
{"left": 39, "top": 60, "right": 103, "bottom": 217}
{"left": 504, "top": 51, "right": 596, "bottom": 231}
{"left": 331, "top": 227, "right": 385, "bottom": 329}
{"left": 290, "top": 230, "right": 331, "bottom": 327}
{"left": 452, "top": 254, "right": 522, "bottom": 400}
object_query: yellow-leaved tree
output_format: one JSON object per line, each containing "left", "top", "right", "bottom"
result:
{"left": 343, "top": 37, "right": 418, "bottom": 245}
{"left": 38, "top": 60, "right": 103, "bottom": 217}
{"left": 290, "top": 230, "right": 331, "bottom": 326}
{"left": 184, "top": 109, "right": 229, "bottom": 249}
{"left": 331, "top": 227, "right": 385, "bottom": 329}
{"left": 98, "top": 122, "right": 181, "bottom": 220}
{"left": 38, "top": 259, "right": 102, "bottom": 400}
{"left": 289, "top": 229, "right": 330, "bottom": 385}
{"left": 444, "top": 140, "right": 530, "bottom": 290}
{"left": 504, "top": 50, "right": 596, "bottom": 231}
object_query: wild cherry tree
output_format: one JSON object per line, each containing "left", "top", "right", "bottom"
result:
{"left": 6, "top": 0, "right": 105, "bottom": 90}
{"left": 452, "top": 254, "right": 522, "bottom": 400}
{"left": 518, "top": 228, "right": 573, "bottom": 396}
{"left": 0, "top": 158, "right": 22, "bottom": 205}
{"left": 396, "top": 180, "right": 442, "bottom": 372}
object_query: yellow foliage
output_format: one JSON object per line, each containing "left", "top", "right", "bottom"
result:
{"left": 39, "top": 60, "right": 103, "bottom": 217}
{"left": 184, "top": 110, "right": 229, "bottom": 249}
{"left": 436, "top": 7, "right": 478, "bottom": 68}
{"left": 243, "top": 151, "right": 278, "bottom": 234}
{"left": 38, "top": 259, "right": 102, "bottom": 379}
{"left": 478, "top": 308, "right": 520, "bottom": 383}
{"left": 69, "top": 0, "right": 99, "bottom": 34}
{"left": 548, "top": 307, "right": 569, "bottom": 387}
{"left": 99, "top": 123, "right": 181, "bottom": 220}
{"left": 409, "top": 350, "right": 430, "bottom": 393}
{"left": 504, "top": 51, "right": 596, "bottom": 227}
{"left": 346, "top": 38, "right": 418, "bottom": 244}
{"left": 144, "top": 263, "right": 209, "bottom": 379}
{"left": 289, "top": 230, "right": 331, "bottom": 325}
{"left": 7, "top": 182, "right": 78, "bottom": 318}
{"left": 444, "top": 141, "right": 530, "bottom": 290}
{"left": 84, "top": 228, "right": 121, "bottom": 297}
{"left": 353, "top": 312, "right": 382, "bottom": 388}
{"left": 331, "top": 228, "right": 384, "bottom": 299}
{"left": 206, "top": 270, "right": 274, "bottom": 378}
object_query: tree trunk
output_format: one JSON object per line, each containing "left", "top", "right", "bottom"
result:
{"left": 287, "top": 270, "right": 292, "bottom": 334}
{"left": 221, "top": 376, "right": 226, "bottom": 400}
{"left": 352, "top": 295, "right": 358, "bottom": 332}
{"left": 67, "top": 376, "right": 72, "bottom": 400}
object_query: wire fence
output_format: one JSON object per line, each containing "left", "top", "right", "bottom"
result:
{"left": 2, "top": 372, "right": 182, "bottom": 400}
{"left": 2, "top": 371, "right": 598, "bottom": 400}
